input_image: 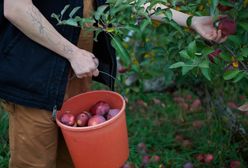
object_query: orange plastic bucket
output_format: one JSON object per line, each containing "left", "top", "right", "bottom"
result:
{"left": 56, "top": 90, "right": 129, "bottom": 168}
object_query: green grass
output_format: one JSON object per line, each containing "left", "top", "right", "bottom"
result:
{"left": 124, "top": 91, "right": 247, "bottom": 168}
{"left": 0, "top": 106, "right": 9, "bottom": 168}
{"left": 0, "top": 88, "right": 247, "bottom": 168}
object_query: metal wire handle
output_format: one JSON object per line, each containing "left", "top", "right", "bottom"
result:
{"left": 69, "top": 70, "right": 128, "bottom": 102}
{"left": 98, "top": 70, "right": 128, "bottom": 102}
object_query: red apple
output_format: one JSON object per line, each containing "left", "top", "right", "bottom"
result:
{"left": 175, "top": 134, "right": 185, "bottom": 143}
{"left": 150, "top": 155, "right": 160, "bottom": 162}
{"left": 190, "top": 99, "right": 201, "bottom": 112}
{"left": 90, "top": 101, "right": 110, "bottom": 116}
{"left": 121, "top": 162, "right": 135, "bottom": 168}
{"left": 107, "top": 109, "right": 120, "bottom": 120}
{"left": 136, "top": 142, "right": 147, "bottom": 154}
{"left": 218, "top": 0, "right": 235, "bottom": 12}
{"left": 179, "top": 102, "right": 189, "bottom": 111}
{"left": 183, "top": 162, "right": 194, "bottom": 168}
{"left": 230, "top": 160, "right": 241, "bottom": 168}
{"left": 76, "top": 111, "right": 91, "bottom": 127}
{"left": 196, "top": 154, "right": 204, "bottom": 162}
{"left": 173, "top": 96, "right": 185, "bottom": 103}
{"left": 204, "top": 154, "right": 214, "bottom": 163}
{"left": 142, "top": 155, "right": 150, "bottom": 164}
{"left": 182, "top": 139, "right": 192, "bottom": 148}
{"left": 227, "top": 101, "right": 238, "bottom": 109}
{"left": 185, "top": 94, "right": 192, "bottom": 100}
{"left": 208, "top": 49, "right": 222, "bottom": 63}
{"left": 88, "top": 115, "right": 106, "bottom": 126}
{"left": 216, "top": 17, "right": 236, "bottom": 36}
{"left": 60, "top": 113, "right": 75, "bottom": 126}
{"left": 192, "top": 120, "right": 204, "bottom": 129}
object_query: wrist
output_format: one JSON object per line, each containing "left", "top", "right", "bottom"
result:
{"left": 190, "top": 16, "right": 198, "bottom": 30}
{"left": 63, "top": 45, "right": 79, "bottom": 62}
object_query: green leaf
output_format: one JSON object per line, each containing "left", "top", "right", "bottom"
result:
{"left": 202, "top": 47, "right": 215, "bottom": 56}
{"left": 224, "top": 70, "right": 240, "bottom": 80}
{"left": 182, "top": 65, "right": 195, "bottom": 75}
{"left": 61, "top": 5, "right": 70, "bottom": 17}
{"left": 114, "top": 0, "right": 123, "bottom": 7}
{"left": 140, "top": 19, "right": 152, "bottom": 32}
{"left": 169, "top": 62, "right": 185, "bottom": 69}
{"left": 228, "top": 35, "right": 241, "bottom": 46}
{"left": 187, "top": 40, "right": 196, "bottom": 56}
{"left": 69, "top": 6, "right": 81, "bottom": 18}
{"left": 241, "top": 48, "right": 248, "bottom": 58}
{"left": 61, "top": 18, "right": 78, "bottom": 27}
{"left": 179, "top": 50, "right": 191, "bottom": 59}
{"left": 201, "top": 68, "right": 211, "bottom": 81}
{"left": 111, "top": 36, "right": 131, "bottom": 65}
{"left": 93, "top": 29, "right": 102, "bottom": 42}
{"left": 110, "top": 4, "right": 130, "bottom": 16}
{"left": 198, "top": 60, "right": 209, "bottom": 68}
{"left": 94, "top": 5, "right": 108, "bottom": 20}
{"left": 168, "top": 21, "right": 184, "bottom": 35}
{"left": 51, "top": 13, "right": 61, "bottom": 23}
{"left": 239, "top": 22, "right": 248, "bottom": 31}
{"left": 125, "top": 25, "right": 141, "bottom": 33}
{"left": 233, "top": 72, "right": 245, "bottom": 83}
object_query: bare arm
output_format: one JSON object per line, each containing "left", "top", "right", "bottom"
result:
{"left": 4, "top": 0, "right": 99, "bottom": 78}
{"left": 143, "top": 3, "right": 226, "bottom": 43}
{"left": 143, "top": 3, "right": 190, "bottom": 27}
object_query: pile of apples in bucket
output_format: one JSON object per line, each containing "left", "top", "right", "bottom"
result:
{"left": 60, "top": 101, "right": 120, "bottom": 127}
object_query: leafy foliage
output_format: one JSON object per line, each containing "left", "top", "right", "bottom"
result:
{"left": 51, "top": 0, "right": 248, "bottom": 86}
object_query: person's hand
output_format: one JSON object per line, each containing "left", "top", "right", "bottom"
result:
{"left": 68, "top": 48, "right": 99, "bottom": 78}
{"left": 191, "top": 16, "right": 228, "bottom": 43}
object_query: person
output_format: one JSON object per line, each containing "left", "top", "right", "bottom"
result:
{"left": 0, "top": 0, "right": 227, "bottom": 168}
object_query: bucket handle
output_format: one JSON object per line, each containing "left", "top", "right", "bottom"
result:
{"left": 68, "top": 70, "right": 128, "bottom": 102}
{"left": 97, "top": 70, "right": 128, "bottom": 103}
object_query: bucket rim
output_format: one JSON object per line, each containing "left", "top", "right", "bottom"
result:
{"left": 56, "top": 90, "right": 126, "bottom": 132}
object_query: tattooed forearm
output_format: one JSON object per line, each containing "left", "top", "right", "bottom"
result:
{"left": 26, "top": 6, "right": 46, "bottom": 36}
{"left": 24, "top": 5, "right": 76, "bottom": 58}
{"left": 63, "top": 44, "right": 74, "bottom": 55}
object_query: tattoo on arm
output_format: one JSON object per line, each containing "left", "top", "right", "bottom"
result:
{"left": 26, "top": 6, "right": 46, "bottom": 35}
{"left": 26, "top": 5, "right": 74, "bottom": 55}
{"left": 63, "top": 44, "right": 74, "bottom": 55}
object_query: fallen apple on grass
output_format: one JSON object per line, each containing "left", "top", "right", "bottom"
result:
{"left": 142, "top": 155, "right": 150, "bottom": 165}
{"left": 150, "top": 155, "right": 160, "bottom": 162}
{"left": 136, "top": 142, "right": 147, "bottom": 155}
{"left": 192, "top": 120, "right": 204, "bottom": 129}
{"left": 196, "top": 153, "right": 214, "bottom": 163}
{"left": 121, "top": 162, "right": 135, "bottom": 168}
{"left": 183, "top": 162, "right": 194, "bottom": 168}
{"left": 204, "top": 154, "right": 214, "bottom": 163}
{"left": 190, "top": 98, "right": 201, "bottom": 112}
{"left": 230, "top": 160, "right": 241, "bottom": 168}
